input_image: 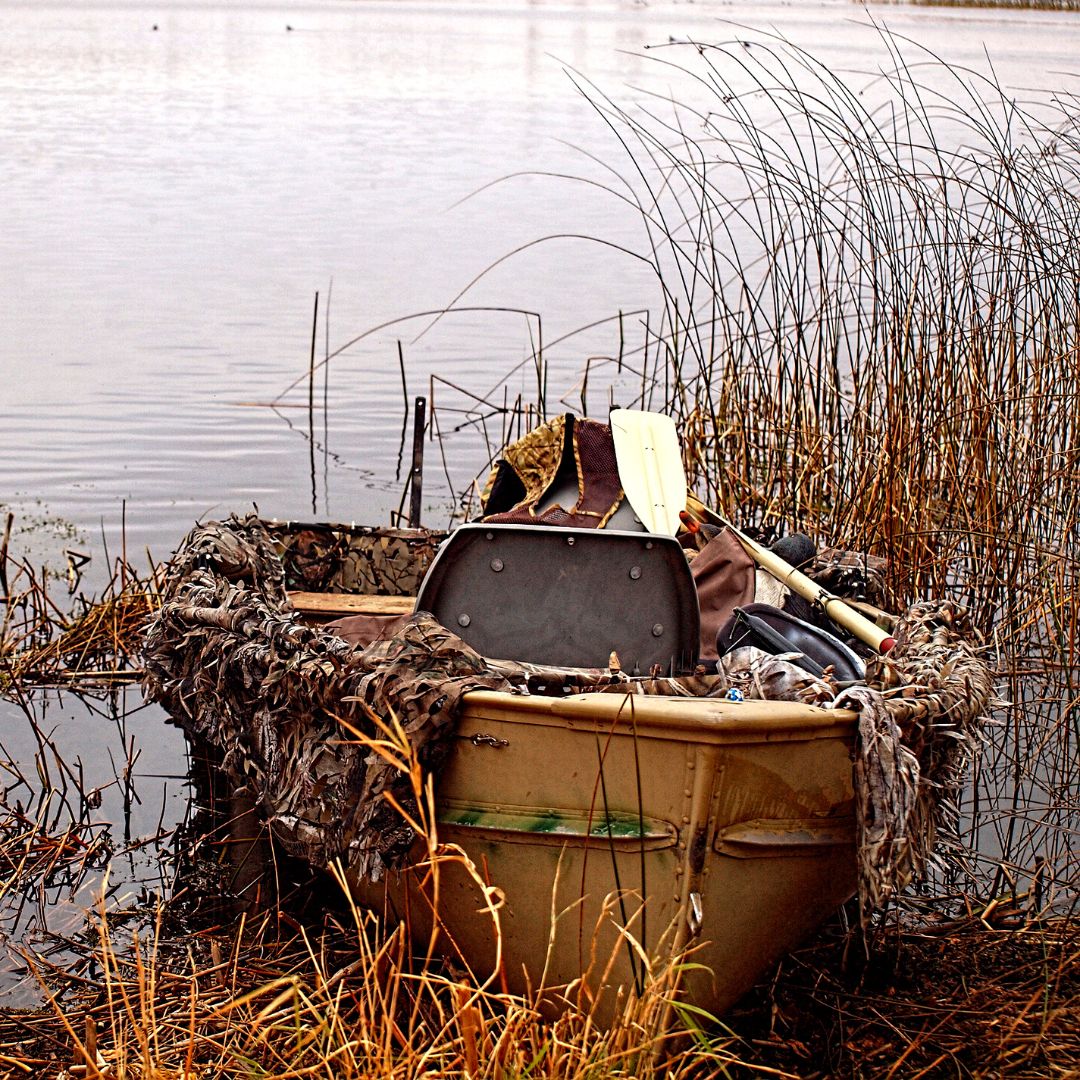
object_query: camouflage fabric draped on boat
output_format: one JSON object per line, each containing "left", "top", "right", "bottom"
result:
{"left": 846, "top": 602, "right": 995, "bottom": 922}
{"left": 263, "top": 519, "right": 445, "bottom": 595}
{"left": 142, "top": 516, "right": 502, "bottom": 880}
{"left": 143, "top": 515, "right": 993, "bottom": 917}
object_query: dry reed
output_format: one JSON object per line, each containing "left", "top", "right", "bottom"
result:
{"left": 2, "top": 731, "right": 1073, "bottom": 1078}
{"left": 422, "top": 31, "right": 1080, "bottom": 915}
{"left": 1, "top": 708, "right": 760, "bottom": 1079}
{"left": 1, "top": 541, "right": 159, "bottom": 690}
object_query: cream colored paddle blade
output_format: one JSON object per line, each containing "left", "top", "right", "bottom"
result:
{"left": 609, "top": 409, "right": 687, "bottom": 535}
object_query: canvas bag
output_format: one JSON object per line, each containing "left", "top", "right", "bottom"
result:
{"left": 691, "top": 528, "right": 757, "bottom": 661}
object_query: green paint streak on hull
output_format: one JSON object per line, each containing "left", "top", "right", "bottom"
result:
{"left": 438, "top": 804, "right": 670, "bottom": 841}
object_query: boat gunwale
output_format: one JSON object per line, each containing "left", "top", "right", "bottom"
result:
{"left": 459, "top": 687, "right": 859, "bottom": 742}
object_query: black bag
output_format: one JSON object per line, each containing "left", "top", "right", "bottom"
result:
{"left": 716, "top": 603, "right": 865, "bottom": 682}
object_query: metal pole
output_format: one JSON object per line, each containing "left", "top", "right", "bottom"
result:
{"left": 409, "top": 396, "right": 426, "bottom": 527}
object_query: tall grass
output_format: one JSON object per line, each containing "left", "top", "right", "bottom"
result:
{"left": 550, "top": 30, "right": 1080, "bottom": 908}
{"left": 317, "top": 29, "right": 1078, "bottom": 911}
{"left": 15, "top": 888, "right": 741, "bottom": 1078}
{"left": 4, "top": 710, "right": 755, "bottom": 1079}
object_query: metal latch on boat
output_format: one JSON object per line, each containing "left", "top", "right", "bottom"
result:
{"left": 687, "top": 891, "right": 704, "bottom": 937}
{"left": 468, "top": 732, "right": 509, "bottom": 749}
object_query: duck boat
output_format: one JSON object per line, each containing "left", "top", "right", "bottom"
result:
{"left": 143, "top": 418, "right": 992, "bottom": 1019}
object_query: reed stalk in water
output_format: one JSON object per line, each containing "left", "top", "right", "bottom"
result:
{"left": 523, "top": 31, "right": 1080, "bottom": 914}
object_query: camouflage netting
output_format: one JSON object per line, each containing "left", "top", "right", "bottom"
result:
{"left": 143, "top": 515, "right": 993, "bottom": 917}
{"left": 142, "top": 516, "right": 504, "bottom": 880}
{"left": 261, "top": 519, "right": 446, "bottom": 595}
{"left": 848, "top": 602, "right": 996, "bottom": 923}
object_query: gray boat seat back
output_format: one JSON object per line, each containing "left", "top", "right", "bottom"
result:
{"left": 415, "top": 523, "right": 700, "bottom": 673}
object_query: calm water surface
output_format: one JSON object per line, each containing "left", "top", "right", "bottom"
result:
{"left": 4, "top": 0, "right": 1080, "bottom": 554}
{"left": 3, "top": 0, "right": 1080, "bottom": 994}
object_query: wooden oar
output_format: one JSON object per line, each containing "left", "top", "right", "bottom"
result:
{"left": 684, "top": 494, "right": 896, "bottom": 653}
{"left": 610, "top": 409, "right": 896, "bottom": 654}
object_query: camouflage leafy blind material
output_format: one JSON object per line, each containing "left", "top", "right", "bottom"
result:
{"left": 142, "top": 515, "right": 507, "bottom": 880}
{"left": 847, "top": 601, "right": 995, "bottom": 925}
{"left": 264, "top": 520, "right": 445, "bottom": 595}
{"left": 143, "top": 515, "right": 993, "bottom": 918}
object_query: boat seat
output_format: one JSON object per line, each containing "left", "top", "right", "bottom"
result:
{"left": 414, "top": 523, "right": 700, "bottom": 673}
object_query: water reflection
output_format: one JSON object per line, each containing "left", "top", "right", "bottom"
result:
{"left": 4, "top": 1, "right": 1080, "bottom": 550}
{"left": 0, "top": 687, "right": 188, "bottom": 1005}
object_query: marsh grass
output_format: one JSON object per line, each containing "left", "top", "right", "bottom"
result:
{"left": 390, "top": 31, "right": 1080, "bottom": 910}
{"left": 431, "top": 30, "right": 1080, "bottom": 913}
{"left": 729, "top": 910, "right": 1080, "bottom": 1077}
{"left": 893, "top": 0, "right": 1080, "bottom": 10}
{"left": 2, "top": 712, "right": 757, "bottom": 1079}
{"left": 2, "top": 722, "right": 1074, "bottom": 1078}
{"left": 0, "top": 535, "right": 158, "bottom": 691}
{"left": 6, "top": 901, "right": 748, "bottom": 1079}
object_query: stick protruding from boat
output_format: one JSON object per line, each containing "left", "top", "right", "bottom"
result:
{"left": 409, "top": 396, "right": 426, "bottom": 528}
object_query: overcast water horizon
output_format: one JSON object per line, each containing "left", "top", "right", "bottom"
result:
{"left": 4, "top": 0, "right": 1080, "bottom": 565}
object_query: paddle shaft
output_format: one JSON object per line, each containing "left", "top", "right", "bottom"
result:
{"left": 684, "top": 496, "right": 896, "bottom": 654}
{"left": 608, "top": 407, "right": 896, "bottom": 655}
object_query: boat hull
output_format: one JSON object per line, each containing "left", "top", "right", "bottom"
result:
{"left": 145, "top": 515, "right": 991, "bottom": 1020}
{"left": 355, "top": 689, "right": 858, "bottom": 1018}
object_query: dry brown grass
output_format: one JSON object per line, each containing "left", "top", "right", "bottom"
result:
{"left": 1, "top": 652, "right": 1070, "bottom": 1078}
{"left": 0, "top": 714, "right": 760, "bottom": 1079}
{"left": 1, "top": 544, "right": 158, "bottom": 691}
{"left": 730, "top": 912, "right": 1080, "bottom": 1079}
{"left": 3, "top": 833, "right": 1075, "bottom": 1079}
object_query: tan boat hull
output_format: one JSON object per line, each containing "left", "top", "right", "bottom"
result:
{"left": 355, "top": 689, "right": 859, "bottom": 1018}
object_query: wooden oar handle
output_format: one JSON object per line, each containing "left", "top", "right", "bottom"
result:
{"left": 683, "top": 500, "right": 895, "bottom": 655}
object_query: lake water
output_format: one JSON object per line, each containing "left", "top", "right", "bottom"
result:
{"left": 3, "top": 0, "right": 1080, "bottom": 997}
{"left": 5, "top": 0, "right": 1080, "bottom": 555}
